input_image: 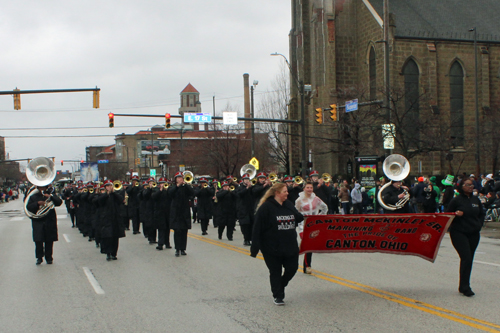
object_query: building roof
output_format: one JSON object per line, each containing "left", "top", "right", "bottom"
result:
{"left": 368, "top": 0, "right": 500, "bottom": 42}
{"left": 181, "top": 83, "right": 199, "bottom": 94}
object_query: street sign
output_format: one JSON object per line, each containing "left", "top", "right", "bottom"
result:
{"left": 249, "top": 157, "right": 260, "bottom": 170}
{"left": 150, "top": 169, "right": 156, "bottom": 177}
{"left": 382, "top": 124, "right": 395, "bottom": 149}
{"left": 97, "top": 159, "right": 109, "bottom": 164}
{"left": 179, "top": 164, "right": 185, "bottom": 172}
{"left": 223, "top": 111, "right": 238, "bottom": 125}
{"left": 345, "top": 99, "right": 358, "bottom": 112}
{"left": 184, "top": 113, "right": 212, "bottom": 123}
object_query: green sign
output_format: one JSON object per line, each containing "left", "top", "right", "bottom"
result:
{"left": 150, "top": 169, "right": 156, "bottom": 177}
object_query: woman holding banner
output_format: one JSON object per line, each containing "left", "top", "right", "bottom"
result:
{"left": 295, "top": 181, "right": 328, "bottom": 274}
{"left": 446, "top": 177, "right": 485, "bottom": 297}
{"left": 250, "top": 183, "right": 303, "bottom": 306}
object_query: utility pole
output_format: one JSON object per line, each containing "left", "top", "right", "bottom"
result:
{"left": 383, "top": 0, "right": 392, "bottom": 155}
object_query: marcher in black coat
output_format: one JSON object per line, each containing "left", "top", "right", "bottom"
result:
{"left": 235, "top": 174, "right": 255, "bottom": 245}
{"left": 26, "top": 185, "right": 63, "bottom": 265}
{"left": 137, "top": 183, "right": 149, "bottom": 238}
{"left": 152, "top": 178, "right": 171, "bottom": 250}
{"left": 250, "top": 183, "right": 304, "bottom": 305}
{"left": 380, "top": 180, "right": 410, "bottom": 214}
{"left": 284, "top": 177, "right": 302, "bottom": 205}
{"left": 252, "top": 173, "right": 271, "bottom": 210}
{"left": 126, "top": 177, "right": 142, "bottom": 234}
{"left": 63, "top": 183, "right": 78, "bottom": 227}
{"left": 216, "top": 181, "right": 238, "bottom": 241}
{"left": 422, "top": 184, "right": 438, "bottom": 213}
{"left": 446, "top": 177, "right": 485, "bottom": 297}
{"left": 193, "top": 178, "right": 214, "bottom": 235}
{"left": 117, "top": 184, "right": 130, "bottom": 231}
{"left": 167, "top": 172, "right": 195, "bottom": 256}
{"left": 142, "top": 179, "right": 157, "bottom": 244}
{"left": 98, "top": 181, "right": 126, "bottom": 261}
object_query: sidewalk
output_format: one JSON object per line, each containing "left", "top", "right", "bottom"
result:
{"left": 482, "top": 221, "right": 500, "bottom": 239}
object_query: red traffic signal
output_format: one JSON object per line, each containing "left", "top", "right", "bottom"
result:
{"left": 108, "top": 113, "right": 114, "bottom": 128}
{"left": 61, "top": 160, "right": 64, "bottom": 166}
{"left": 165, "top": 113, "right": 171, "bottom": 129}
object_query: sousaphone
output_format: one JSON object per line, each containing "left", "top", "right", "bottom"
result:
{"left": 24, "top": 157, "right": 57, "bottom": 218}
{"left": 377, "top": 154, "right": 411, "bottom": 211}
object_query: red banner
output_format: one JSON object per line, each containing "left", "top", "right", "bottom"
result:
{"left": 299, "top": 214, "right": 455, "bottom": 262}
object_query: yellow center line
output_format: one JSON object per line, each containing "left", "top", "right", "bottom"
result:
{"left": 189, "top": 233, "right": 500, "bottom": 332}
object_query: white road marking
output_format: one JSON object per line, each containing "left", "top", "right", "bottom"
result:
{"left": 83, "top": 267, "right": 105, "bottom": 295}
{"left": 63, "top": 234, "right": 71, "bottom": 243}
{"left": 58, "top": 215, "right": 68, "bottom": 219}
{"left": 11, "top": 217, "right": 24, "bottom": 221}
{"left": 474, "top": 260, "right": 500, "bottom": 267}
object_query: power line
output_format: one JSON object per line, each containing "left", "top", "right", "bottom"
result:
{"left": 0, "top": 125, "right": 146, "bottom": 131}
{"left": 2, "top": 135, "right": 117, "bottom": 138}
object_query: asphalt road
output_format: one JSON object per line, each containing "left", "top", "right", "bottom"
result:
{"left": 1, "top": 198, "right": 499, "bottom": 333}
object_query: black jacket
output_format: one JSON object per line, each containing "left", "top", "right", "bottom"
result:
{"left": 235, "top": 184, "right": 254, "bottom": 225}
{"left": 251, "top": 197, "right": 304, "bottom": 257}
{"left": 151, "top": 188, "right": 169, "bottom": 229}
{"left": 381, "top": 184, "right": 410, "bottom": 214}
{"left": 252, "top": 182, "right": 271, "bottom": 209}
{"left": 313, "top": 183, "right": 331, "bottom": 207}
{"left": 168, "top": 184, "right": 195, "bottom": 230}
{"left": 446, "top": 193, "right": 485, "bottom": 233}
{"left": 194, "top": 186, "right": 214, "bottom": 220}
{"left": 27, "top": 190, "right": 63, "bottom": 242}
{"left": 97, "top": 192, "right": 126, "bottom": 239}
{"left": 216, "top": 189, "right": 237, "bottom": 220}
{"left": 126, "top": 185, "right": 141, "bottom": 210}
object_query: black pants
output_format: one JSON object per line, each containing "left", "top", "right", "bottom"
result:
{"left": 69, "top": 210, "right": 76, "bottom": 226}
{"left": 240, "top": 224, "right": 252, "bottom": 242}
{"left": 101, "top": 237, "right": 119, "bottom": 256}
{"left": 303, "top": 253, "right": 312, "bottom": 269}
{"left": 35, "top": 241, "right": 53, "bottom": 260}
{"left": 192, "top": 207, "right": 197, "bottom": 221}
{"left": 157, "top": 228, "right": 171, "bottom": 247}
{"left": 218, "top": 218, "right": 236, "bottom": 240}
{"left": 148, "top": 228, "right": 157, "bottom": 243}
{"left": 173, "top": 229, "right": 188, "bottom": 251}
{"left": 353, "top": 203, "right": 362, "bottom": 214}
{"left": 130, "top": 208, "right": 140, "bottom": 232}
{"left": 200, "top": 218, "right": 209, "bottom": 233}
{"left": 122, "top": 216, "right": 130, "bottom": 230}
{"left": 262, "top": 252, "right": 299, "bottom": 299}
{"left": 449, "top": 229, "right": 480, "bottom": 291}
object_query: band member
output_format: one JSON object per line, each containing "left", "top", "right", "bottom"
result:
{"left": 380, "top": 180, "right": 410, "bottom": 213}
{"left": 63, "top": 182, "right": 78, "bottom": 227}
{"left": 251, "top": 183, "right": 304, "bottom": 305}
{"left": 152, "top": 177, "right": 171, "bottom": 250}
{"left": 212, "top": 178, "right": 220, "bottom": 228}
{"left": 94, "top": 185, "right": 106, "bottom": 251}
{"left": 126, "top": 175, "right": 142, "bottom": 234}
{"left": 194, "top": 177, "right": 214, "bottom": 235}
{"left": 446, "top": 177, "right": 485, "bottom": 297}
{"left": 284, "top": 176, "right": 301, "bottom": 203}
{"left": 142, "top": 178, "right": 157, "bottom": 244}
{"left": 26, "top": 185, "right": 62, "bottom": 265}
{"left": 295, "top": 181, "right": 328, "bottom": 274}
{"left": 309, "top": 170, "right": 332, "bottom": 214}
{"left": 138, "top": 181, "right": 149, "bottom": 238}
{"left": 98, "top": 180, "right": 126, "bottom": 261}
{"left": 88, "top": 185, "right": 100, "bottom": 245}
{"left": 119, "top": 182, "right": 131, "bottom": 230}
{"left": 252, "top": 172, "right": 271, "bottom": 210}
{"left": 216, "top": 180, "right": 237, "bottom": 241}
{"left": 235, "top": 173, "right": 255, "bottom": 245}
{"left": 168, "top": 172, "right": 194, "bottom": 256}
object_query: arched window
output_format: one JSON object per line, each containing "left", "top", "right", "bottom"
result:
{"left": 403, "top": 59, "right": 420, "bottom": 144}
{"left": 369, "top": 47, "right": 376, "bottom": 100}
{"left": 449, "top": 61, "right": 464, "bottom": 147}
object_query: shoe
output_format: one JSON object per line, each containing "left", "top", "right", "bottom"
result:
{"left": 126, "top": 228, "right": 130, "bottom": 230}
{"left": 273, "top": 298, "right": 285, "bottom": 306}
{"left": 165, "top": 245, "right": 172, "bottom": 249}
{"left": 180, "top": 250, "right": 187, "bottom": 255}
{"left": 111, "top": 256, "right": 117, "bottom": 260}
{"left": 218, "top": 236, "right": 222, "bottom": 240}
{"left": 106, "top": 254, "right": 112, "bottom": 261}
{"left": 46, "top": 260, "right": 53, "bottom": 264}
{"left": 156, "top": 245, "right": 163, "bottom": 250}
{"left": 243, "top": 240, "right": 250, "bottom": 246}
{"left": 88, "top": 238, "right": 93, "bottom": 242}
{"left": 175, "top": 251, "right": 180, "bottom": 257}
{"left": 202, "top": 232, "right": 208, "bottom": 235}
{"left": 228, "top": 238, "right": 233, "bottom": 241}
{"left": 71, "top": 225, "right": 75, "bottom": 228}
{"left": 133, "top": 231, "right": 139, "bottom": 235}
{"left": 459, "top": 288, "right": 475, "bottom": 297}
{"left": 305, "top": 267, "right": 312, "bottom": 274}
{"left": 36, "top": 258, "right": 43, "bottom": 265}
{"left": 96, "top": 243, "right": 100, "bottom": 248}
{"left": 149, "top": 241, "right": 157, "bottom": 244}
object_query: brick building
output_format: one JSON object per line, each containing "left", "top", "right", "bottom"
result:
{"left": 289, "top": 0, "right": 500, "bottom": 180}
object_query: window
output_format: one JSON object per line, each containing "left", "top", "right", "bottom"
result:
{"left": 369, "top": 47, "right": 376, "bottom": 100}
{"left": 449, "top": 61, "right": 464, "bottom": 147}
{"left": 403, "top": 59, "right": 420, "bottom": 144}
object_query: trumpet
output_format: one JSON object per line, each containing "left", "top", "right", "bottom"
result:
{"left": 134, "top": 182, "right": 139, "bottom": 187}
{"left": 151, "top": 181, "right": 157, "bottom": 188}
{"left": 269, "top": 173, "right": 278, "bottom": 183}
{"left": 251, "top": 178, "right": 258, "bottom": 185}
{"left": 113, "top": 180, "right": 123, "bottom": 191}
{"left": 202, "top": 183, "right": 209, "bottom": 188}
{"left": 230, "top": 185, "right": 235, "bottom": 191}
{"left": 88, "top": 188, "right": 94, "bottom": 194}
{"left": 83, "top": 188, "right": 88, "bottom": 193}
{"left": 183, "top": 171, "right": 194, "bottom": 184}
{"left": 294, "top": 176, "right": 304, "bottom": 185}
{"left": 322, "top": 173, "right": 332, "bottom": 183}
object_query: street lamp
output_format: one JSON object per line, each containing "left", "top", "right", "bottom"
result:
{"left": 251, "top": 80, "right": 258, "bottom": 157}
{"left": 469, "top": 27, "right": 480, "bottom": 175}
{"left": 271, "top": 52, "right": 308, "bottom": 178}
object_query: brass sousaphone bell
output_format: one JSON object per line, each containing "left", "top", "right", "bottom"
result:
{"left": 23, "top": 157, "right": 57, "bottom": 219}
{"left": 377, "top": 154, "right": 411, "bottom": 211}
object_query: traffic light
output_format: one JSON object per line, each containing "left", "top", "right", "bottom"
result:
{"left": 13, "top": 88, "right": 21, "bottom": 110}
{"left": 61, "top": 160, "right": 64, "bottom": 166}
{"left": 330, "top": 104, "right": 337, "bottom": 121}
{"left": 315, "top": 108, "right": 323, "bottom": 124}
{"left": 93, "top": 90, "right": 100, "bottom": 108}
{"left": 108, "top": 113, "right": 114, "bottom": 127}
{"left": 165, "top": 113, "right": 171, "bottom": 129}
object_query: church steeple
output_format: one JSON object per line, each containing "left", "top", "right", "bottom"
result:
{"left": 179, "top": 83, "right": 202, "bottom": 130}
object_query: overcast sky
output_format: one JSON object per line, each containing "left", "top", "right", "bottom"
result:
{"left": 0, "top": 1, "right": 291, "bottom": 171}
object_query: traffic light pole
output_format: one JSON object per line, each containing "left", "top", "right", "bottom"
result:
{"left": 299, "top": 81, "right": 307, "bottom": 178}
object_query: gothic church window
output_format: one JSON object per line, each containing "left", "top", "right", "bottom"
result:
{"left": 369, "top": 47, "right": 376, "bottom": 100}
{"left": 403, "top": 58, "right": 420, "bottom": 144}
{"left": 449, "top": 61, "right": 464, "bottom": 147}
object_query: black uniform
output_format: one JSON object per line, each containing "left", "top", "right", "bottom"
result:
{"left": 380, "top": 184, "right": 410, "bottom": 214}
{"left": 313, "top": 183, "right": 332, "bottom": 213}
{"left": 151, "top": 187, "right": 171, "bottom": 249}
{"left": 168, "top": 183, "right": 194, "bottom": 254}
{"left": 252, "top": 182, "right": 271, "bottom": 210}
{"left": 63, "top": 186, "right": 78, "bottom": 227}
{"left": 98, "top": 191, "right": 126, "bottom": 260}
{"left": 26, "top": 188, "right": 63, "bottom": 263}
{"left": 216, "top": 188, "right": 238, "bottom": 240}
{"left": 236, "top": 183, "right": 255, "bottom": 244}
{"left": 126, "top": 184, "right": 142, "bottom": 234}
{"left": 194, "top": 185, "right": 214, "bottom": 235}
{"left": 142, "top": 187, "right": 155, "bottom": 243}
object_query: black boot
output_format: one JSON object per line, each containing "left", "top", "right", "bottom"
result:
{"left": 106, "top": 254, "right": 112, "bottom": 261}
{"left": 175, "top": 250, "right": 180, "bottom": 257}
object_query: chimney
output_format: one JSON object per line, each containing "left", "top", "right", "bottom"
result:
{"left": 243, "top": 73, "right": 251, "bottom": 134}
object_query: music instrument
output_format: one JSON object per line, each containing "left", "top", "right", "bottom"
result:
{"left": 240, "top": 164, "right": 257, "bottom": 180}
{"left": 183, "top": 171, "right": 194, "bottom": 184}
{"left": 229, "top": 185, "right": 235, "bottom": 191}
{"left": 88, "top": 188, "right": 94, "bottom": 194}
{"left": 24, "top": 157, "right": 57, "bottom": 219}
{"left": 113, "top": 180, "right": 123, "bottom": 191}
{"left": 251, "top": 178, "right": 258, "bottom": 185}
{"left": 134, "top": 182, "right": 140, "bottom": 187}
{"left": 322, "top": 173, "right": 332, "bottom": 183}
{"left": 83, "top": 188, "right": 88, "bottom": 193}
{"left": 202, "top": 183, "right": 209, "bottom": 188}
{"left": 269, "top": 173, "right": 278, "bottom": 184}
{"left": 294, "top": 176, "right": 304, "bottom": 185}
{"left": 150, "top": 181, "right": 157, "bottom": 188}
{"left": 377, "top": 154, "right": 411, "bottom": 211}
